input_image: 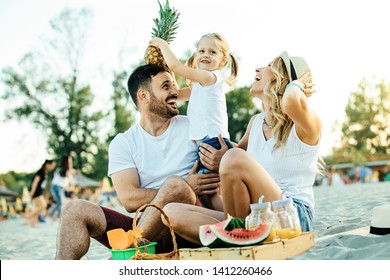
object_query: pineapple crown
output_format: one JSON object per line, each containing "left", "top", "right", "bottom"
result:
{"left": 151, "top": 0, "right": 180, "bottom": 43}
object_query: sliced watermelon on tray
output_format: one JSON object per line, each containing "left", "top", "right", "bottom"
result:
{"left": 199, "top": 215, "right": 270, "bottom": 247}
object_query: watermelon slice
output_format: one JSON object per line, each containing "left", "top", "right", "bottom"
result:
{"left": 199, "top": 218, "right": 231, "bottom": 247}
{"left": 199, "top": 216, "right": 246, "bottom": 247}
{"left": 210, "top": 223, "right": 272, "bottom": 246}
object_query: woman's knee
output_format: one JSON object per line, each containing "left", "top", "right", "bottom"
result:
{"left": 219, "top": 148, "right": 248, "bottom": 175}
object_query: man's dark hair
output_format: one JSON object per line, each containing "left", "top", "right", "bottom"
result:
{"left": 127, "top": 64, "right": 168, "bottom": 107}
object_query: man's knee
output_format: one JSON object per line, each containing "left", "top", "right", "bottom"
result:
{"left": 61, "top": 200, "right": 94, "bottom": 220}
{"left": 158, "top": 176, "right": 196, "bottom": 204}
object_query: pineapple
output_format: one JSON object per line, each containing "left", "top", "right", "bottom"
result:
{"left": 144, "top": 0, "right": 180, "bottom": 67}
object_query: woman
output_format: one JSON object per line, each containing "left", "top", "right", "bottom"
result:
{"left": 48, "top": 155, "right": 75, "bottom": 221}
{"left": 27, "top": 159, "right": 56, "bottom": 226}
{"left": 162, "top": 51, "right": 322, "bottom": 244}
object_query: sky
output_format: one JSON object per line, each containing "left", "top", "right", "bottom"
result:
{"left": 0, "top": 0, "right": 389, "bottom": 173}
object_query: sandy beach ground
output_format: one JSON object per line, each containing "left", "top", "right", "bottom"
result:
{"left": 1, "top": 182, "right": 390, "bottom": 260}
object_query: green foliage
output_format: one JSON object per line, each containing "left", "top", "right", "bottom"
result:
{"left": 87, "top": 69, "right": 137, "bottom": 180}
{"left": 111, "top": 70, "right": 136, "bottom": 137}
{"left": 151, "top": 0, "right": 180, "bottom": 43}
{"left": 0, "top": 172, "right": 32, "bottom": 195}
{"left": 226, "top": 87, "right": 258, "bottom": 143}
{"left": 331, "top": 78, "right": 390, "bottom": 164}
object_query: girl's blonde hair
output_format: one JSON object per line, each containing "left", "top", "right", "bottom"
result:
{"left": 186, "top": 33, "right": 239, "bottom": 87}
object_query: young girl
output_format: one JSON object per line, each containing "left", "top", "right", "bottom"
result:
{"left": 149, "top": 33, "right": 239, "bottom": 174}
{"left": 149, "top": 33, "right": 239, "bottom": 209}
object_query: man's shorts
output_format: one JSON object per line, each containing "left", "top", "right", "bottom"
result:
{"left": 93, "top": 206, "right": 198, "bottom": 253}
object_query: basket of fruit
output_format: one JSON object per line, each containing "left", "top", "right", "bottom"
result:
{"left": 107, "top": 203, "right": 178, "bottom": 260}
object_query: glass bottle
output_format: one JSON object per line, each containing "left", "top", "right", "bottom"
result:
{"left": 245, "top": 202, "right": 277, "bottom": 241}
{"left": 271, "top": 198, "right": 302, "bottom": 239}
{"left": 245, "top": 202, "right": 273, "bottom": 230}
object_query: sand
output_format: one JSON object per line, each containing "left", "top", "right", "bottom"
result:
{"left": 1, "top": 182, "right": 390, "bottom": 260}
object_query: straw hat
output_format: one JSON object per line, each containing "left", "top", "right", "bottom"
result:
{"left": 279, "top": 51, "right": 311, "bottom": 82}
{"left": 369, "top": 205, "right": 390, "bottom": 235}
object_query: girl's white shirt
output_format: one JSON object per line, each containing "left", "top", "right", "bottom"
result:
{"left": 187, "top": 70, "right": 230, "bottom": 140}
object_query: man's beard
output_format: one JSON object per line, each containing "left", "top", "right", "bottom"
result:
{"left": 148, "top": 91, "right": 179, "bottom": 119}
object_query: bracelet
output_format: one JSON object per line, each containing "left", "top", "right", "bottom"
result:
{"left": 286, "top": 82, "right": 303, "bottom": 91}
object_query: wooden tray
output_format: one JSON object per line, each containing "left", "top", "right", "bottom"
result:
{"left": 178, "top": 232, "right": 314, "bottom": 260}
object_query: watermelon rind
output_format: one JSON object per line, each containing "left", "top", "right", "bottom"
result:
{"left": 209, "top": 223, "right": 272, "bottom": 246}
{"left": 199, "top": 224, "right": 222, "bottom": 247}
{"left": 199, "top": 218, "right": 231, "bottom": 247}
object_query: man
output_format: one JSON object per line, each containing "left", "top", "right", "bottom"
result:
{"left": 55, "top": 64, "right": 228, "bottom": 259}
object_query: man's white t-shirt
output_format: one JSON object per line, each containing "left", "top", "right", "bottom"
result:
{"left": 108, "top": 116, "right": 198, "bottom": 189}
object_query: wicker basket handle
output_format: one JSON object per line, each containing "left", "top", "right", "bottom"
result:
{"left": 131, "top": 203, "right": 178, "bottom": 260}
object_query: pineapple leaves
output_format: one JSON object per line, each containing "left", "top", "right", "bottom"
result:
{"left": 150, "top": 0, "right": 180, "bottom": 43}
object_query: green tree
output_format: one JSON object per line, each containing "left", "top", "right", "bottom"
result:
{"left": 331, "top": 78, "right": 390, "bottom": 163}
{"left": 226, "top": 87, "right": 258, "bottom": 142}
{"left": 88, "top": 68, "right": 138, "bottom": 180}
{"left": 111, "top": 69, "right": 137, "bottom": 137}
{"left": 1, "top": 8, "right": 104, "bottom": 173}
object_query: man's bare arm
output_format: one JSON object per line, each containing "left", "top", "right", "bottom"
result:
{"left": 111, "top": 168, "right": 157, "bottom": 213}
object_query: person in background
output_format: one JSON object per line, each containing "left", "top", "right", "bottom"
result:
{"left": 48, "top": 155, "right": 75, "bottom": 221}
{"left": 26, "top": 159, "right": 56, "bottom": 226}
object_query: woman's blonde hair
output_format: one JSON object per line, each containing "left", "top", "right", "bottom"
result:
{"left": 264, "top": 56, "right": 313, "bottom": 151}
{"left": 186, "top": 33, "right": 239, "bottom": 87}
{"left": 264, "top": 56, "right": 325, "bottom": 173}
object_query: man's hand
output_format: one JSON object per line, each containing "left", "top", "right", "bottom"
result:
{"left": 199, "top": 134, "right": 229, "bottom": 173}
{"left": 185, "top": 160, "right": 220, "bottom": 196}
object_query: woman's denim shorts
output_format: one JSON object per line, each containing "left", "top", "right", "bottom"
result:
{"left": 292, "top": 198, "right": 314, "bottom": 232}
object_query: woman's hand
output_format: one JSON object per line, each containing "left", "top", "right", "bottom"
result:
{"left": 298, "top": 72, "right": 316, "bottom": 97}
